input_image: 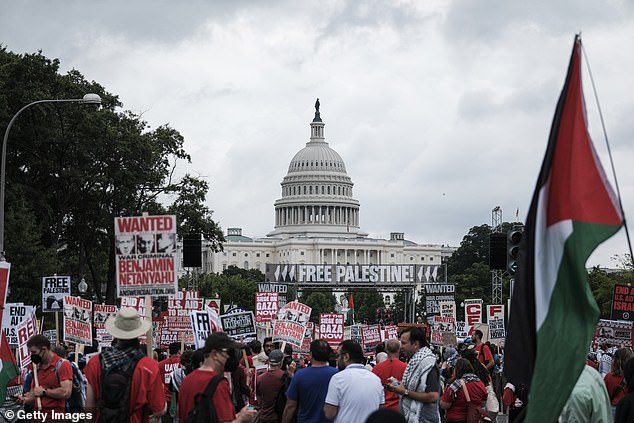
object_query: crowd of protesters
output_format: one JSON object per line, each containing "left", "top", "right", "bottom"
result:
{"left": 6, "top": 310, "right": 634, "bottom": 423}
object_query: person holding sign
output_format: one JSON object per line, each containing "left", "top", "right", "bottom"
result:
{"left": 15, "top": 335, "right": 73, "bottom": 416}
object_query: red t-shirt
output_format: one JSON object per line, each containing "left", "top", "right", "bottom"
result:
{"left": 441, "top": 379, "right": 487, "bottom": 422}
{"left": 604, "top": 372, "right": 628, "bottom": 405}
{"left": 256, "top": 367, "right": 285, "bottom": 421}
{"left": 372, "top": 358, "right": 407, "bottom": 410}
{"left": 158, "top": 355, "right": 181, "bottom": 401}
{"left": 32, "top": 354, "right": 73, "bottom": 415}
{"left": 178, "top": 368, "right": 236, "bottom": 423}
{"left": 474, "top": 344, "right": 493, "bottom": 366}
{"left": 84, "top": 353, "right": 166, "bottom": 423}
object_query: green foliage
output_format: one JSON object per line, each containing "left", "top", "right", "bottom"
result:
{"left": 0, "top": 48, "right": 224, "bottom": 306}
{"left": 348, "top": 289, "right": 385, "bottom": 324}
{"left": 587, "top": 266, "right": 634, "bottom": 319}
{"left": 222, "top": 265, "right": 264, "bottom": 282}
{"left": 299, "top": 290, "right": 337, "bottom": 323}
{"left": 191, "top": 272, "right": 257, "bottom": 311}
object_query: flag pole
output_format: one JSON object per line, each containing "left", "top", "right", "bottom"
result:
{"left": 580, "top": 35, "right": 634, "bottom": 267}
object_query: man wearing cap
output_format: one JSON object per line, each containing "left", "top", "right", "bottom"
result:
{"left": 84, "top": 307, "right": 166, "bottom": 423}
{"left": 158, "top": 341, "right": 182, "bottom": 423}
{"left": 178, "top": 332, "right": 257, "bottom": 423}
{"left": 256, "top": 349, "right": 286, "bottom": 423}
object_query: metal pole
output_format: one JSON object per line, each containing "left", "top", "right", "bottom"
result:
{"left": 0, "top": 96, "right": 100, "bottom": 260}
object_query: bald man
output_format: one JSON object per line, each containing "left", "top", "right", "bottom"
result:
{"left": 372, "top": 339, "right": 407, "bottom": 411}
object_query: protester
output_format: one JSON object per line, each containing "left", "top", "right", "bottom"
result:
{"left": 263, "top": 337, "right": 274, "bottom": 357}
{"left": 15, "top": 334, "right": 73, "bottom": 417}
{"left": 249, "top": 340, "right": 268, "bottom": 367}
{"left": 376, "top": 352, "right": 388, "bottom": 364}
{"left": 159, "top": 342, "right": 182, "bottom": 423}
{"left": 231, "top": 352, "right": 250, "bottom": 412}
{"left": 170, "top": 349, "right": 194, "bottom": 423}
{"left": 440, "top": 358, "right": 487, "bottom": 422}
{"left": 177, "top": 332, "right": 257, "bottom": 423}
{"left": 604, "top": 347, "right": 633, "bottom": 419}
{"left": 598, "top": 345, "right": 615, "bottom": 377}
{"left": 256, "top": 349, "right": 286, "bottom": 423}
{"left": 502, "top": 382, "right": 528, "bottom": 422}
{"left": 283, "top": 339, "right": 337, "bottom": 423}
{"left": 559, "top": 364, "right": 611, "bottom": 422}
{"left": 372, "top": 339, "right": 407, "bottom": 411}
{"left": 84, "top": 307, "right": 166, "bottom": 423}
{"left": 364, "top": 408, "right": 407, "bottom": 423}
{"left": 615, "top": 357, "right": 634, "bottom": 423}
{"left": 388, "top": 327, "right": 440, "bottom": 423}
{"left": 471, "top": 330, "right": 494, "bottom": 371}
{"left": 461, "top": 348, "right": 499, "bottom": 419}
{"left": 324, "top": 340, "right": 384, "bottom": 423}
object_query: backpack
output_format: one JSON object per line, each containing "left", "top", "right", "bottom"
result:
{"left": 97, "top": 351, "right": 144, "bottom": 423}
{"left": 459, "top": 379, "right": 493, "bottom": 423}
{"left": 184, "top": 374, "right": 224, "bottom": 423}
{"left": 275, "top": 372, "right": 294, "bottom": 423}
{"left": 54, "top": 359, "right": 86, "bottom": 412}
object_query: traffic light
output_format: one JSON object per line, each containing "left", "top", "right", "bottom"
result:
{"left": 507, "top": 229, "right": 523, "bottom": 274}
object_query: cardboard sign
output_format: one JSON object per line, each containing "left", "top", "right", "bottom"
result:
{"left": 3, "top": 303, "right": 35, "bottom": 346}
{"left": 17, "top": 308, "right": 39, "bottom": 368}
{"left": 93, "top": 304, "right": 117, "bottom": 329}
{"left": 612, "top": 284, "right": 634, "bottom": 321}
{"left": 319, "top": 313, "right": 345, "bottom": 347}
{"left": 115, "top": 214, "right": 178, "bottom": 296}
{"left": 361, "top": 324, "right": 382, "bottom": 356}
{"left": 220, "top": 311, "right": 256, "bottom": 341}
{"left": 255, "top": 292, "right": 278, "bottom": 323}
{"left": 120, "top": 296, "right": 148, "bottom": 319}
{"left": 487, "top": 305, "right": 505, "bottom": 323}
{"left": 272, "top": 301, "right": 312, "bottom": 347}
{"left": 383, "top": 325, "right": 399, "bottom": 341}
{"left": 489, "top": 317, "right": 506, "bottom": 344}
{"left": 41, "top": 275, "right": 71, "bottom": 312}
{"left": 430, "top": 316, "right": 456, "bottom": 346}
{"left": 464, "top": 299, "right": 483, "bottom": 326}
{"left": 63, "top": 295, "right": 92, "bottom": 346}
{"left": 439, "top": 300, "right": 456, "bottom": 320}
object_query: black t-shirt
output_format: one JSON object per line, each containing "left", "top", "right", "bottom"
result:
{"left": 424, "top": 365, "right": 441, "bottom": 393}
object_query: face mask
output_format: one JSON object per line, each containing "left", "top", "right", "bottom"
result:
{"left": 224, "top": 354, "right": 240, "bottom": 373}
{"left": 31, "top": 353, "right": 42, "bottom": 365}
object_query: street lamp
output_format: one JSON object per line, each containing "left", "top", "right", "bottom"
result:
{"left": 78, "top": 277, "right": 88, "bottom": 295}
{"left": 0, "top": 94, "right": 102, "bottom": 260}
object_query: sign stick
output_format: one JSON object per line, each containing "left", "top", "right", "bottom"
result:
{"left": 55, "top": 312, "right": 60, "bottom": 346}
{"left": 145, "top": 295, "right": 153, "bottom": 357}
{"left": 32, "top": 365, "right": 42, "bottom": 411}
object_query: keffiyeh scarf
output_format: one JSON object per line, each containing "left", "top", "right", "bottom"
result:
{"left": 400, "top": 347, "right": 438, "bottom": 423}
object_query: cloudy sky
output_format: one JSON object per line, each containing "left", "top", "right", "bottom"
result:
{"left": 2, "top": 0, "right": 634, "bottom": 267}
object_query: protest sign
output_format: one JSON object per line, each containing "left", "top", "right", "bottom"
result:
{"left": 255, "top": 292, "right": 278, "bottom": 323}
{"left": 63, "top": 295, "right": 92, "bottom": 346}
{"left": 168, "top": 290, "right": 203, "bottom": 332}
{"left": 383, "top": 325, "right": 399, "bottom": 342}
{"left": 17, "top": 308, "right": 38, "bottom": 368}
{"left": 93, "top": 304, "right": 117, "bottom": 329}
{"left": 42, "top": 329, "right": 57, "bottom": 345}
{"left": 257, "top": 282, "right": 288, "bottom": 309}
{"left": 121, "top": 296, "right": 148, "bottom": 318}
{"left": 361, "top": 324, "right": 382, "bottom": 356}
{"left": 486, "top": 304, "right": 505, "bottom": 323}
{"left": 297, "top": 322, "right": 314, "bottom": 357}
{"left": 594, "top": 319, "right": 633, "bottom": 346}
{"left": 220, "top": 311, "right": 256, "bottom": 341}
{"left": 0, "top": 262, "right": 9, "bottom": 312}
{"left": 273, "top": 301, "right": 312, "bottom": 347}
{"left": 455, "top": 321, "right": 471, "bottom": 340}
{"left": 350, "top": 325, "right": 363, "bottom": 345}
{"left": 439, "top": 301, "right": 456, "bottom": 320}
{"left": 319, "top": 313, "right": 344, "bottom": 347}
{"left": 489, "top": 317, "right": 506, "bottom": 344}
{"left": 190, "top": 309, "right": 218, "bottom": 349}
{"left": 96, "top": 328, "right": 113, "bottom": 348}
{"left": 3, "top": 303, "right": 35, "bottom": 346}
{"left": 41, "top": 275, "right": 70, "bottom": 312}
{"left": 115, "top": 214, "right": 178, "bottom": 296}
{"left": 205, "top": 298, "right": 221, "bottom": 314}
{"left": 612, "top": 284, "right": 634, "bottom": 321}
{"left": 430, "top": 316, "right": 456, "bottom": 346}
{"left": 464, "top": 299, "right": 483, "bottom": 326}
{"left": 424, "top": 284, "right": 455, "bottom": 315}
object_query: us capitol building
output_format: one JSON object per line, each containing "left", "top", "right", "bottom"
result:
{"left": 197, "top": 100, "right": 455, "bottom": 308}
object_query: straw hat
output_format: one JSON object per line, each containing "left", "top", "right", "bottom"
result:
{"left": 105, "top": 307, "right": 151, "bottom": 340}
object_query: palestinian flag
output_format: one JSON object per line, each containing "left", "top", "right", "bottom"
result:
{"left": 347, "top": 294, "right": 355, "bottom": 325}
{"left": 504, "top": 35, "right": 623, "bottom": 422}
{"left": 0, "top": 331, "right": 18, "bottom": 403}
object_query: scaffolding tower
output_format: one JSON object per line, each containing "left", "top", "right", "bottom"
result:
{"left": 491, "top": 206, "right": 503, "bottom": 305}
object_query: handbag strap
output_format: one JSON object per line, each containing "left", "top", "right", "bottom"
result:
{"left": 459, "top": 378, "right": 471, "bottom": 402}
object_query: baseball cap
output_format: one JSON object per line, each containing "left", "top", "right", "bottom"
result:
{"left": 269, "top": 349, "right": 284, "bottom": 365}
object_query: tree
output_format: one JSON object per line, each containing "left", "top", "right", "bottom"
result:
{"left": 0, "top": 48, "right": 225, "bottom": 305}
{"left": 348, "top": 290, "right": 385, "bottom": 324}
{"left": 192, "top": 272, "right": 257, "bottom": 311}
{"left": 299, "top": 290, "right": 337, "bottom": 323}
{"left": 223, "top": 265, "right": 264, "bottom": 282}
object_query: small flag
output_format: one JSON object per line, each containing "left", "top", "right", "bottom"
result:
{"left": 347, "top": 294, "right": 355, "bottom": 325}
{"left": 504, "top": 35, "right": 623, "bottom": 422}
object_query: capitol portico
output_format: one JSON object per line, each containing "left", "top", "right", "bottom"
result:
{"left": 198, "top": 100, "right": 454, "bottom": 309}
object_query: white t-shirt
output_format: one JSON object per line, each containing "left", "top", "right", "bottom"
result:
{"left": 325, "top": 363, "right": 385, "bottom": 423}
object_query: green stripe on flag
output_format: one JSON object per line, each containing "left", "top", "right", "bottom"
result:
{"left": 527, "top": 221, "right": 620, "bottom": 422}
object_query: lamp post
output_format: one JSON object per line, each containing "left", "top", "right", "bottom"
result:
{"left": 78, "top": 277, "right": 88, "bottom": 296}
{"left": 0, "top": 94, "right": 102, "bottom": 260}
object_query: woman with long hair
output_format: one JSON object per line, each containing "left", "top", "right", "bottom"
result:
{"left": 605, "top": 347, "right": 634, "bottom": 419}
{"left": 440, "top": 358, "right": 487, "bottom": 423}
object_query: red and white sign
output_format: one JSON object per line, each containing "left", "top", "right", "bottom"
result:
{"left": 206, "top": 298, "right": 221, "bottom": 314}
{"left": 273, "top": 301, "right": 312, "bottom": 347}
{"left": 487, "top": 305, "right": 505, "bottom": 323}
{"left": 17, "top": 308, "right": 38, "bottom": 368}
{"left": 319, "top": 313, "right": 344, "bottom": 347}
{"left": 115, "top": 214, "right": 178, "bottom": 297}
{"left": 94, "top": 304, "right": 117, "bottom": 329}
{"left": 167, "top": 290, "right": 203, "bottom": 332}
{"left": 255, "top": 292, "right": 278, "bottom": 323}
{"left": 63, "top": 295, "right": 93, "bottom": 346}
{"left": 361, "top": 324, "right": 382, "bottom": 356}
{"left": 464, "top": 299, "right": 483, "bottom": 326}
{"left": 121, "top": 296, "right": 149, "bottom": 318}
{"left": 0, "top": 262, "right": 9, "bottom": 313}
{"left": 383, "top": 325, "right": 399, "bottom": 341}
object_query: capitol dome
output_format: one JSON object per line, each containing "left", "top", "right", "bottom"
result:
{"left": 268, "top": 100, "right": 364, "bottom": 239}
